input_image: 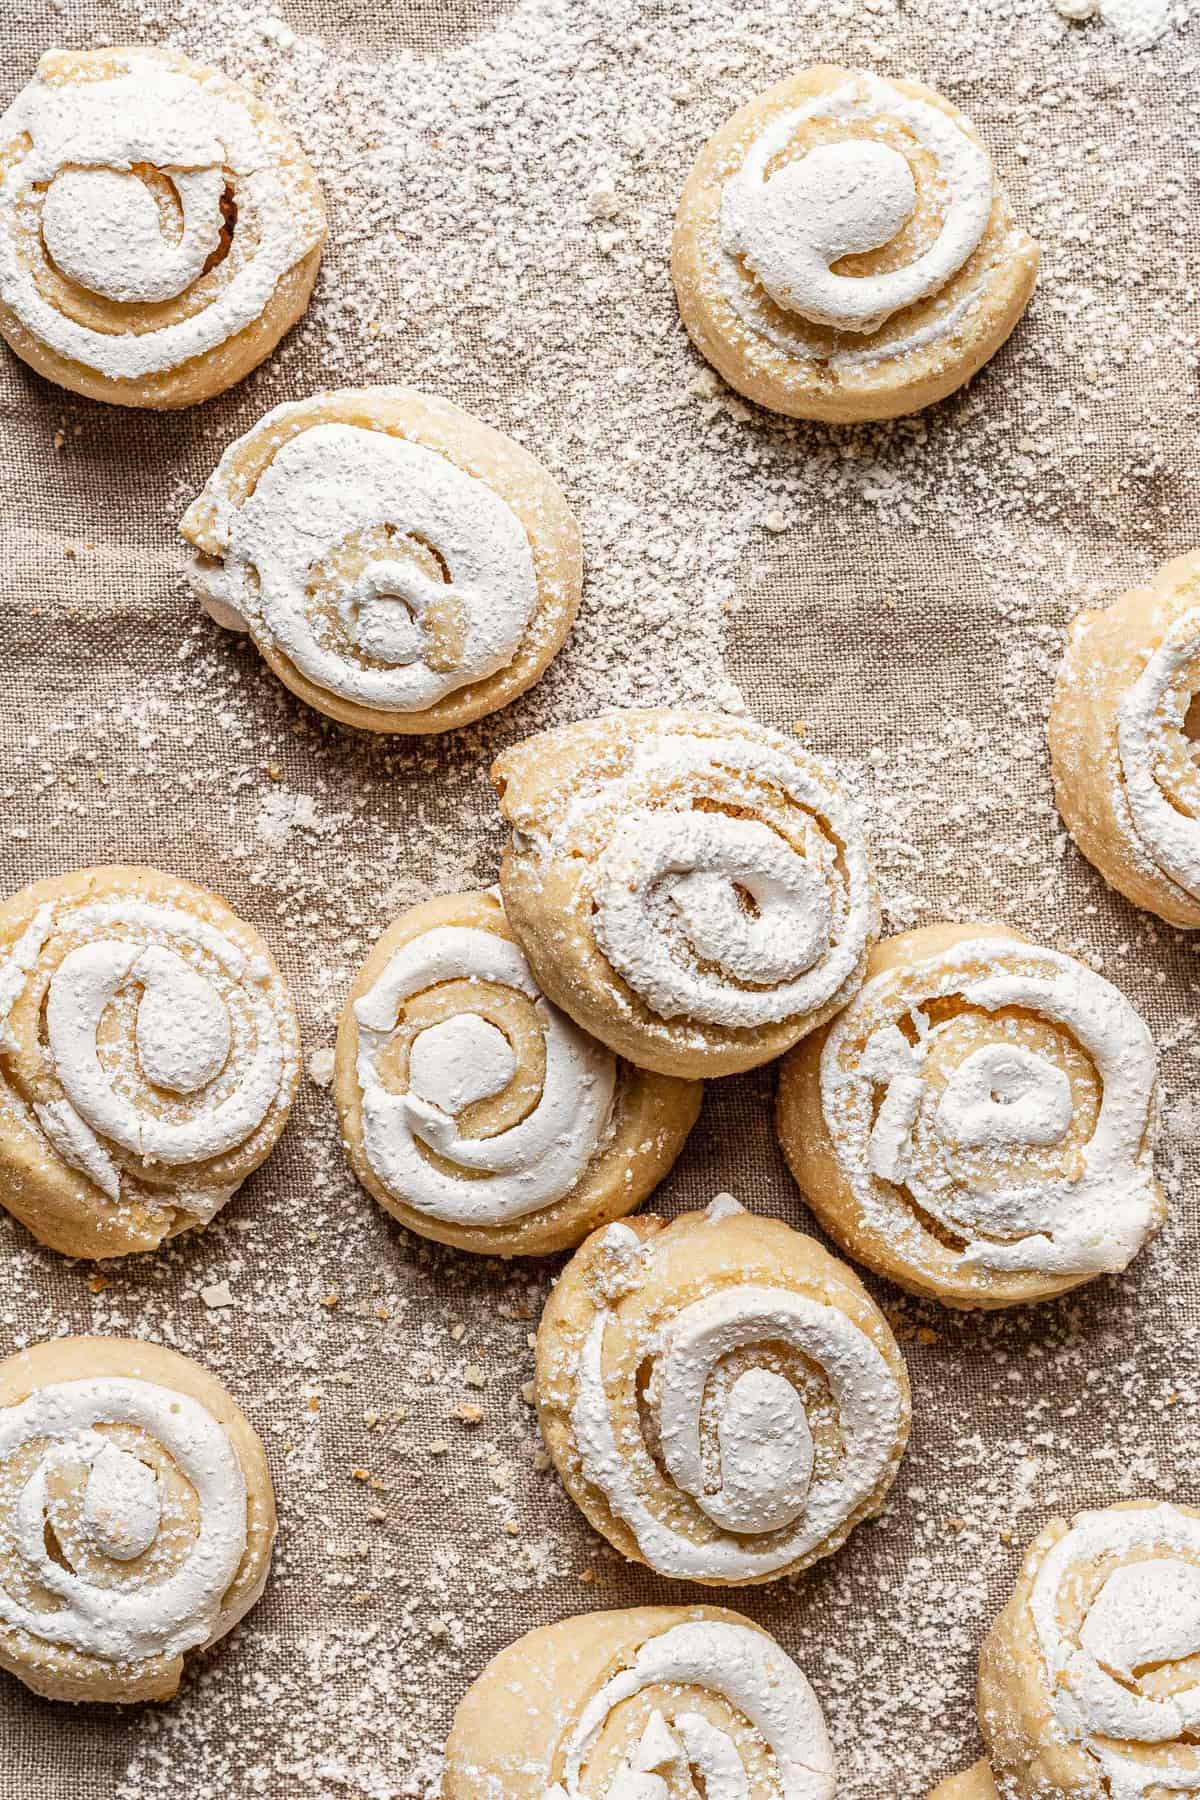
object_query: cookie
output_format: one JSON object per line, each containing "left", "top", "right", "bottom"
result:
{"left": 0, "top": 865, "right": 300, "bottom": 1258}
{"left": 181, "top": 386, "right": 582, "bottom": 733}
{"left": 1050, "top": 550, "right": 1200, "bottom": 927}
{"left": 928, "top": 1764, "right": 1000, "bottom": 1799}
{"left": 975, "top": 1501, "right": 1200, "bottom": 1798}
{"left": 0, "top": 47, "right": 325, "bottom": 407}
{"left": 535, "top": 1197, "right": 910, "bottom": 1584}
{"left": 672, "top": 66, "right": 1038, "bottom": 422}
{"left": 0, "top": 1336, "right": 275, "bottom": 1703}
{"left": 443, "top": 1604, "right": 835, "bottom": 1798}
{"left": 777, "top": 922, "right": 1164, "bottom": 1309}
{"left": 492, "top": 707, "right": 878, "bottom": 1078}
{"left": 333, "top": 889, "right": 700, "bottom": 1256}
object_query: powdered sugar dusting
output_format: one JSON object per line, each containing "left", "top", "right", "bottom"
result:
{"left": 1, "top": 0, "right": 1199, "bottom": 1794}
{"left": 0, "top": 47, "right": 325, "bottom": 381}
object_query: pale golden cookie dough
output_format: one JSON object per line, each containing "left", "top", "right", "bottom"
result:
{"left": 535, "top": 1198, "right": 910, "bottom": 1586}
{"left": 672, "top": 66, "right": 1039, "bottom": 422}
{"left": 443, "top": 1604, "right": 836, "bottom": 1798}
{"left": 777, "top": 922, "right": 1164, "bottom": 1310}
{"left": 333, "top": 889, "right": 700, "bottom": 1257}
{"left": 181, "top": 387, "right": 582, "bottom": 734}
{"left": 0, "top": 1336, "right": 275, "bottom": 1704}
{"left": 0, "top": 47, "right": 326, "bottom": 408}
{"left": 974, "top": 1500, "right": 1200, "bottom": 1799}
{"left": 492, "top": 707, "right": 878, "bottom": 1079}
{"left": 1050, "top": 550, "right": 1200, "bottom": 928}
{"left": 0, "top": 865, "right": 301, "bottom": 1259}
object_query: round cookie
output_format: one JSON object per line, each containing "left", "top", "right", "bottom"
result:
{"left": 777, "top": 921, "right": 1164, "bottom": 1310}
{"left": 491, "top": 707, "right": 879, "bottom": 1079}
{"left": 0, "top": 46, "right": 326, "bottom": 408}
{"left": 1050, "top": 550, "right": 1200, "bottom": 928}
{"left": 975, "top": 1501, "right": 1200, "bottom": 1798}
{"left": 333, "top": 889, "right": 700, "bottom": 1256}
{"left": 0, "top": 865, "right": 301, "bottom": 1259}
{"left": 672, "top": 66, "right": 1039, "bottom": 422}
{"left": 180, "top": 387, "right": 582, "bottom": 734}
{"left": 443, "top": 1604, "right": 836, "bottom": 1798}
{"left": 535, "top": 1196, "right": 910, "bottom": 1585}
{"left": 0, "top": 1336, "right": 275, "bottom": 1703}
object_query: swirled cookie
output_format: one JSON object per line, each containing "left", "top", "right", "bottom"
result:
{"left": 672, "top": 66, "right": 1039, "bottom": 422}
{"left": 971, "top": 1501, "right": 1200, "bottom": 1799}
{"left": 1050, "top": 551, "right": 1200, "bottom": 928}
{"left": 0, "top": 47, "right": 326, "bottom": 407}
{"left": 443, "top": 1604, "right": 835, "bottom": 1798}
{"left": 0, "top": 866, "right": 301, "bottom": 1259}
{"left": 0, "top": 1336, "right": 275, "bottom": 1703}
{"left": 777, "top": 922, "right": 1163, "bottom": 1310}
{"left": 180, "top": 387, "right": 582, "bottom": 734}
{"left": 535, "top": 1196, "right": 910, "bottom": 1585}
{"left": 491, "top": 708, "right": 878, "bottom": 1078}
{"left": 333, "top": 889, "right": 700, "bottom": 1256}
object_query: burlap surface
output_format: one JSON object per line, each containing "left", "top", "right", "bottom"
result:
{"left": 1, "top": 0, "right": 1198, "bottom": 1794}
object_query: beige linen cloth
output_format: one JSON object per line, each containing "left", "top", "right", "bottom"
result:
{"left": 1, "top": 0, "right": 1198, "bottom": 1793}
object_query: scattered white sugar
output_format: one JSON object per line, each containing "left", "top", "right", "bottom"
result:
{"left": 199, "top": 1279, "right": 235, "bottom": 1309}
{"left": 0, "top": 0, "right": 1196, "bottom": 1795}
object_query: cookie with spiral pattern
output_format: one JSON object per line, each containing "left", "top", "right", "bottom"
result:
{"left": 443, "top": 1603, "right": 836, "bottom": 1798}
{"left": 1050, "top": 550, "right": 1200, "bottom": 929}
{"left": 971, "top": 1500, "right": 1200, "bottom": 1800}
{"left": 535, "top": 1196, "right": 910, "bottom": 1586}
{"left": 777, "top": 921, "right": 1163, "bottom": 1310}
{"left": 181, "top": 387, "right": 581, "bottom": 734}
{"left": 333, "top": 888, "right": 700, "bottom": 1256}
{"left": 672, "top": 66, "right": 1038, "bottom": 422}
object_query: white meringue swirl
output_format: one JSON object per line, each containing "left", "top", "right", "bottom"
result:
{"left": 204, "top": 419, "right": 538, "bottom": 713}
{"left": 569, "top": 1207, "right": 904, "bottom": 1582}
{"left": 719, "top": 72, "right": 995, "bottom": 359}
{"left": 0, "top": 896, "right": 290, "bottom": 1217}
{"left": 820, "top": 936, "right": 1160, "bottom": 1278}
{"left": 581, "top": 730, "right": 873, "bottom": 1033}
{"left": 1117, "top": 606, "right": 1200, "bottom": 903}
